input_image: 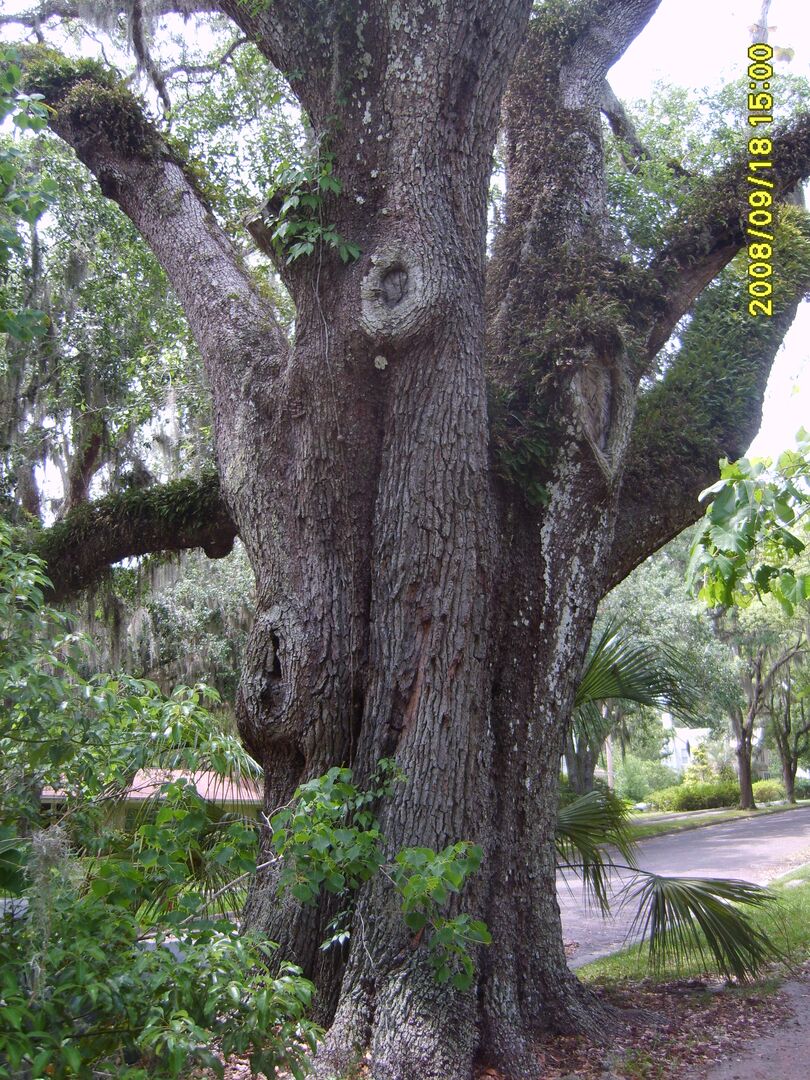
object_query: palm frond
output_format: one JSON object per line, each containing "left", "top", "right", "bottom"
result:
{"left": 625, "top": 873, "right": 780, "bottom": 982}
{"left": 575, "top": 618, "right": 700, "bottom": 716}
{"left": 555, "top": 789, "right": 637, "bottom": 914}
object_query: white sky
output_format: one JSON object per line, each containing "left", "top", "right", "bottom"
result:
{"left": 610, "top": 0, "right": 810, "bottom": 459}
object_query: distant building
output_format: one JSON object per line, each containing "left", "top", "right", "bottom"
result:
{"left": 660, "top": 713, "right": 711, "bottom": 775}
{"left": 41, "top": 769, "right": 263, "bottom": 824}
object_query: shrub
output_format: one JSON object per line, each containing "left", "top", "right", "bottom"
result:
{"left": 0, "top": 819, "right": 319, "bottom": 1080}
{"left": 682, "top": 743, "right": 715, "bottom": 784}
{"left": 794, "top": 778, "right": 810, "bottom": 800}
{"left": 752, "top": 779, "right": 786, "bottom": 803}
{"left": 647, "top": 780, "right": 740, "bottom": 811}
{"left": 614, "top": 755, "right": 680, "bottom": 803}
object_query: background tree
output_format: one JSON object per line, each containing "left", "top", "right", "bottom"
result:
{"left": 767, "top": 651, "right": 810, "bottom": 801}
{"left": 710, "top": 605, "right": 806, "bottom": 808}
{"left": 690, "top": 435, "right": 810, "bottom": 806}
{"left": 2, "top": 3, "right": 810, "bottom": 1077}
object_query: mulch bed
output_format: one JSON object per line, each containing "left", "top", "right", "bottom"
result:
{"left": 203, "top": 963, "right": 808, "bottom": 1079}
{"left": 477, "top": 966, "right": 807, "bottom": 1079}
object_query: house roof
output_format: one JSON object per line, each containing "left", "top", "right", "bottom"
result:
{"left": 42, "top": 769, "right": 263, "bottom": 805}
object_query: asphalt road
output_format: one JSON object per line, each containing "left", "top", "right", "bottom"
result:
{"left": 559, "top": 805, "right": 810, "bottom": 967}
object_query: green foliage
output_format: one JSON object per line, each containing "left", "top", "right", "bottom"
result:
{"left": 556, "top": 788, "right": 637, "bottom": 914}
{"left": 568, "top": 616, "right": 702, "bottom": 785}
{"left": 647, "top": 781, "right": 740, "bottom": 812}
{"left": 751, "top": 779, "right": 786, "bottom": 803}
{"left": 391, "top": 844, "right": 491, "bottom": 989}
{"left": 0, "top": 48, "right": 56, "bottom": 340}
{"left": 613, "top": 755, "right": 680, "bottom": 803}
{"left": 605, "top": 76, "right": 810, "bottom": 260}
{"left": 18, "top": 46, "right": 116, "bottom": 104}
{"left": 0, "top": 527, "right": 320, "bottom": 1078}
{"left": 269, "top": 762, "right": 399, "bottom": 905}
{"left": 689, "top": 429, "right": 810, "bottom": 615}
{"left": 557, "top": 789, "right": 779, "bottom": 980}
{"left": 626, "top": 874, "right": 779, "bottom": 983}
{"left": 133, "top": 545, "right": 254, "bottom": 698}
{"left": 794, "top": 778, "right": 810, "bottom": 800}
{"left": 681, "top": 743, "right": 714, "bottom": 785}
{"left": 262, "top": 152, "right": 360, "bottom": 265}
{"left": 270, "top": 762, "right": 490, "bottom": 991}
{"left": 0, "top": 825, "right": 318, "bottom": 1079}
{"left": 575, "top": 618, "right": 699, "bottom": 736}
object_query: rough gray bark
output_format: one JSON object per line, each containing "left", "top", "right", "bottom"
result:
{"left": 19, "top": 0, "right": 810, "bottom": 1075}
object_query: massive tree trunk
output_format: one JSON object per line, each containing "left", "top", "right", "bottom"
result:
{"left": 16, "top": 0, "right": 810, "bottom": 1076}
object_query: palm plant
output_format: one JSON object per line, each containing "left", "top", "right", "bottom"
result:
{"left": 556, "top": 622, "right": 782, "bottom": 982}
{"left": 565, "top": 618, "right": 700, "bottom": 794}
{"left": 555, "top": 787, "right": 781, "bottom": 981}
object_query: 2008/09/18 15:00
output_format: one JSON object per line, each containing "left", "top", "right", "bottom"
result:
{"left": 746, "top": 42, "right": 776, "bottom": 318}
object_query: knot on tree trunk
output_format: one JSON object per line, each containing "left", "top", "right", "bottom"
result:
{"left": 360, "top": 244, "right": 442, "bottom": 346}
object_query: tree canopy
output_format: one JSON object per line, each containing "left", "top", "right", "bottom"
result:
{"left": 2, "top": 3, "right": 810, "bottom": 1078}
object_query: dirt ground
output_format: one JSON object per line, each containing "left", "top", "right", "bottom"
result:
{"left": 493, "top": 965, "right": 810, "bottom": 1080}
{"left": 689, "top": 976, "right": 810, "bottom": 1080}
{"left": 209, "top": 966, "right": 810, "bottom": 1079}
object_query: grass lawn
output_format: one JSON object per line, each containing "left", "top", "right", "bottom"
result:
{"left": 627, "top": 800, "right": 810, "bottom": 842}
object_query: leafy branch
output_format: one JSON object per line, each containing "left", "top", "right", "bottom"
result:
{"left": 556, "top": 788, "right": 783, "bottom": 981}
{"left": 260, "top": 151, "right": 360, "bottom": 265}
{"left": 269, "top": 761, "right": 491, "bottom": 990}
{"left": 688, "top": 428, "right": 810, "bottom": 614}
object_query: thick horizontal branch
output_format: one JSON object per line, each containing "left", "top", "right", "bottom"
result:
{"left": 29, "top": 474, "right": 237, "bottom": 602}
{"left": 647, "top": 112, "right": 810, "bottom": 356}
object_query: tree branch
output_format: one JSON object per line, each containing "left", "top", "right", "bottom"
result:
{"left": 607, "top": 208, "right": 810, "bottom": 587}
{"left": 560, "top": 0, "right": 662, "bottom": 102}
{"left": 647, "top": 113, "right": 810, "bottom": 356}
{"left": 28, "top": 473, "right": 237, "bottom": 602}
{"left": 762, "top": 639, "right": 806, "bottom": 700}
{"left": 160, "top": 36, "right": 249, "bottom": 84}
{"left": 599, "top": 79, "right": 648, "bottom": 169}
{"left": 20, "top": 48, "right": 289, "bottom": 390}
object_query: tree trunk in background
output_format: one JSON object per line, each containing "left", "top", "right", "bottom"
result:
{"left": 564, "top": 736, "right": 592, "bottom": 795}
{"left": 783, "top": 762, "right": 797, "bottom": 804}
{"left": 564, "top": 734, "right": 598, "bottom": 795}
{"left": 732, "top": 709, "right": 757, "bottom": 810}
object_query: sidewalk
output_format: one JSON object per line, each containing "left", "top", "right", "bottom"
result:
{"left": 686, "top": 976, "right": 810, "bottom": 1080}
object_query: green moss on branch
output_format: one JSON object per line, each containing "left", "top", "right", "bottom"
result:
{"left": 23, "top": 473, "right": 238, "bottom": 601}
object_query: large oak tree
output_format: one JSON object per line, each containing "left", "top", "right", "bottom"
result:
{"left": 4, "top": 1, "right": 810, "bottom": 1077}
